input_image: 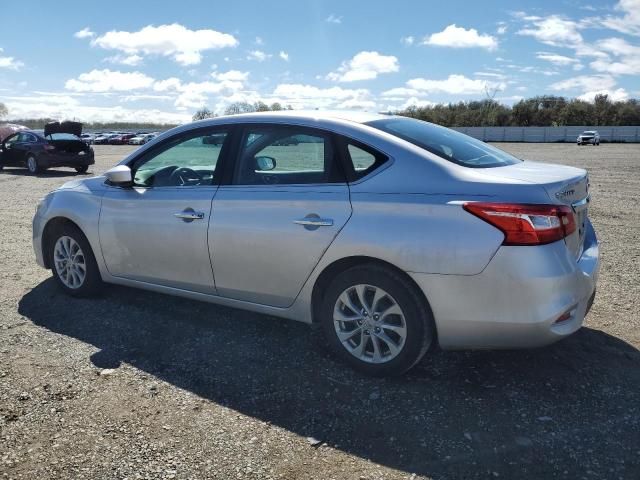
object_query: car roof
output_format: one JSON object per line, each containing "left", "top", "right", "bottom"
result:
{"left": 213, "top": 109, "right": 390, "bottom": 124}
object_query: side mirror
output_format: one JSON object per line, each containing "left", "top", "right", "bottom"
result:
{"left": 105, "top": 165, "right": 133, "bottom": 186}
{"left": 255, "top": 156, "right": 276, "bottom": 171}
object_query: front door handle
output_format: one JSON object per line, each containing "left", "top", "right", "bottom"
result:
{"left": 294, "top": 214, "right": 333, "bottom": 228}
{"left": 174, "top": 208, "right": 205, "bottom": 222}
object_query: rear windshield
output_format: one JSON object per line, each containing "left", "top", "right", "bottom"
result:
{"left": 366, "top": 117, "right": 521, "bottom": 168}
{"left": 47, "top": 133, "right": 81, "bottom": 141}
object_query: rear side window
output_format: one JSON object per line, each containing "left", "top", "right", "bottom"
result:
{"left": 342, "top": 141, "right": 388, "bottom": 181}
{"left": 233, "top": 126, "right": 344, "bottom": 185}
{"left": 366, "top": 117, "right": 521, "bottom": 168}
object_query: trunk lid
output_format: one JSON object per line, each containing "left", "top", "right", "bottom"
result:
{"left": 476, "top": 161, "right": 590, "bottom": 258}
{"left": 44, "top": 121, "right": 83, "bottom": 138}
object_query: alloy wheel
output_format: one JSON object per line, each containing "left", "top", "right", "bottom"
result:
{"left": 333, "top": 284, "right": 407, "bottom": 364}
{"left": 53, "top": 236, "right": 86, "bottom": 289}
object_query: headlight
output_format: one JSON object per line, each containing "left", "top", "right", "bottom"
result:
{"left": 78, "top": 151, "right": 85, "bottom": 155}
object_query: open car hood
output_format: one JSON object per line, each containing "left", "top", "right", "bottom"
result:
{"left": 44, "top": 121, "right": 82, "bottom": 137}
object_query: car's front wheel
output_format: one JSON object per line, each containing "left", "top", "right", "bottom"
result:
{"left": 320, "top": 264, "right": 435, "bottom": 376}
{"left": 75, "top": 165, "right": 89, "bottom": 174}
{"left": 49, "top": 224, "right": 102, "bottom": 297}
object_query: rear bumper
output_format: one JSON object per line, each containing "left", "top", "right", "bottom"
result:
{"left": 39, "top": 151, "right": 95, "bottom": 168}
{"left": 410, "top": 220, "right": 600, "bottom": 350}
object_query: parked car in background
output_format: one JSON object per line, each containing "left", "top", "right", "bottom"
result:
{"left": 93, "top": 133, "right": 119, "bottom": 145}
{"left": 128, "top": 133, "right": 156, "bottom": 145}
{"left": 109, "top": 133, "right": 137, "bottom": 145}
{"left": 80, "top": 133, "right": 94, "bottom": 145}
{"left": 0, "top": 121, "right": 94, "bottom": 174}
{"left": 577, "top": 130, "right": 600, "bottom": 145}
{"left": 32, "top": 111, "right": 599, "bottom": 376}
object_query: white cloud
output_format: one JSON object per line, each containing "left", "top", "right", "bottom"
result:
{"left": 578, "top": 88, "right": 629, "bottom": 102}
{"left": 0, "top": 48, "right": 23, "bottom": 70}
{"left": 422, "top": 24, "right": 498, "bottom": 51}
{"left": 211, "top": 70, "right": 249, "bottom": 82}
{"left": 497, "top": 24, "right": 508, "bottom": 35}
{"left": 536, "top": 52, "right": 580, "bottom": 66}
{"left": 517, "top": 16, "right": 583, "bottom": 47}
{"left": 549, "top": 74, "right": 628, "bottom": 100}
{"left": 4, "top": 94, "right": 190, "bottom": 124}
{"left": 255, "top": 36, "right": 264, "bottom": 46}
{"left": 91, "top": 24, "right": 238, "bottom": 66}
{"left": 600, "top": 0, "right": 640, "bottom": 36}
{"left": 327, "top": 51, "right": 399, "bottom": 82}
{"left": 401, "top": 36, "right": 415, "bottom": 46}
{"left": 589, "top": 37, "right": 640, "bottom": 75}
{"left": 104, "top": 54, "right": 144, "bottom": 66}
{"left": 271, "top": 84, "right": 372, "bottom": 109}
{"left": 247, "top": 50, "right": 271, "bottom": 62}
{"left": 152, "top": 73, "right": 248, "bottom": 110}
{"left": 326, "top": 14, "right": 342, "bottom": 24}
{"left": 407, "top": 74, "right": 505, "bottom": 95}
{"left": 65, "top": 69, "right": 155, "bottom": 92}
{"left": 381, "top": 87, "right": 423, "bottom": 98}
{"left": 153, "top": 77, "right": 183, "bottom": 92}
{"left": 279, "top": 51, "right": 289, "bottom": 61}
{"left": 74, "top": 27, "right": 95, "bottom": 39}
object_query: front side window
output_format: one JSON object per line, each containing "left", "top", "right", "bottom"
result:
{"left": 133, "top": 131, "right": 228, "bottom": 187}
{"left": 367, "top": 117, "right": 521, "bottom": 168}
{"left": 233, "top": 126, "right": 342, "bottom": 185}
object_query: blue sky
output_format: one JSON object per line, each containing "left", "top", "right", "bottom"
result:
{"left": 0, "top": 0, "right": 639, "bottom": 123}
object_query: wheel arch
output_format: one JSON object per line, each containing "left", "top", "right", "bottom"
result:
{"left": 41, "top": 217, "right": 86, "bottom": 269}
{"left": 310, "top": 255, "right": 435, "bottom": 329}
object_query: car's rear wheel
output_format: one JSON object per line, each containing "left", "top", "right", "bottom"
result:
{"left": 27, "top": 156, "right": 40, "bottom": 174}
{"left": 75, "top": 165, "right": 89, "bottom": 174}
{"left": 49, "top": 224, "right": 102, "bottom": 297}
{"left": 320, "top": 264, "right": 434, "bottom": 376}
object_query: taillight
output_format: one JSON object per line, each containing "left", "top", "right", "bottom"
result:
{"left": 463, "top": 202, "right": 576, "bottom": 246}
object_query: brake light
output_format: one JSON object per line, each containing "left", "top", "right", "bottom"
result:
{"left": 463, "top": 202, "right": 576, "bottom": 246}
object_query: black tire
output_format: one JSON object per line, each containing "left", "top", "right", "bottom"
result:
{"left": 75, "top": 165, "right": 89, "bottom": 174}
{"left": 27, "top": 155, "right": 40, "bottom": 174}
{"left": 49, "top": 223, "right": 103, "bottom": 297}
{"left": 320, "top": 264, "right": 435, "bottom": 376}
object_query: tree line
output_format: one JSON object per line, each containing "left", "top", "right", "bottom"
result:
{"left": 193, "top": 101, "right": 293, "bottom": 121}
{"left": 3, "top": 94, "right": 639, "bottom": 128}
{"left": 396, "top": 94, "right": 640, "bottom": 127}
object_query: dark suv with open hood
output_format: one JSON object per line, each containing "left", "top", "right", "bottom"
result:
{"left": 0, "top": 121, "right": 94, "bottom": 174}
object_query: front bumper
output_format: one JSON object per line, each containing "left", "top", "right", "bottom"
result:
{"left": 33, "top": 213, "right": 46, "bottom": 268}
{"left": 410, "top": 220, "right": 600, "bottom": 350}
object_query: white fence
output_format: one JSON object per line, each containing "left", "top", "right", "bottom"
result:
{"left": 452, "top": 126, "right": 640, "bottom": 143}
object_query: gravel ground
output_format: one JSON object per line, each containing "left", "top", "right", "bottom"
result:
{"left": 1, "top": 143, "right": 639, "bottom": 480}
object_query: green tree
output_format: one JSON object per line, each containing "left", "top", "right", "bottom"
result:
{"left": 224, "top": 102, "right": 256, "bottom": 115}
{"left": 192, "top": 107, "right": 214, "bottom": 121}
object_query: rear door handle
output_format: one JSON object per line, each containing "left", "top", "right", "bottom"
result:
{"left": 174, "top": 208, "right": 205, "bottom": 222}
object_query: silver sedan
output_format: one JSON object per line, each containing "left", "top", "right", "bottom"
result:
{"left": 32, "top": 111, "right": 599, "bottom": 376}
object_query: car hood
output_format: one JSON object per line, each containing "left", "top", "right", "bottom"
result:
{"left": 44, "top": 121, "right": 83, "bottom": 137}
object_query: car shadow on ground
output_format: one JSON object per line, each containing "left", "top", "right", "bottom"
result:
{"left": 19, "top": 279, "right": 640, "bottom": 479}
{"left": 0, "top": 167, "right": 89, "bottom": 178}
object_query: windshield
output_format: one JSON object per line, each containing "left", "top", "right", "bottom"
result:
{"left": 366, "top": 117, "right": 522, "bottom": 168}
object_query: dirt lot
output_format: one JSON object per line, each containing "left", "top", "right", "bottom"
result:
{"left": 1, "top": 143, "right": 639, "bottom": 479}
